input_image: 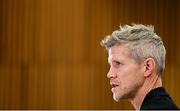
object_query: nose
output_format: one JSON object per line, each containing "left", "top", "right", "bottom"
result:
{"left": 107, "top": 67, "right": 117, "bottom": 79}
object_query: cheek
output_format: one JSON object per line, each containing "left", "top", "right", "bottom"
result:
{"left": 127, "top": 68, "right": 144, "bottom": 86}
{"left": 117, "top": 66, "right": 144, "bottom": 87}
{"left": 116, "top": 70, "right": 130, "bottom": 88}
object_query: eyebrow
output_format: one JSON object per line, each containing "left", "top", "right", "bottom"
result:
{"left": 108, "top": 57, "right": 119, "bottom": 64}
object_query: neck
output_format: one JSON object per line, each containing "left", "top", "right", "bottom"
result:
{"left": 130, "top": 74, "right": 162, "bottom": 110}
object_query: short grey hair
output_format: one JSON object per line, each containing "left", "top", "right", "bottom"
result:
{"left": 101, "top": 24, "right": 166, "bottom": 75}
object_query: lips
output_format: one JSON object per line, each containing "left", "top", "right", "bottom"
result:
{"left": 110, "top": 83, "right": 118, "bottom": 92}
{"left": 110, "top": 83, "right": 119, "bottom": 88}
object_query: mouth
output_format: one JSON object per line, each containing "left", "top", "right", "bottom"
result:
{"left": 110, "top": 83, "right": 119, "bottom": 88}
{"left": 110, "top": 84, "right": 119, "bottom": 92}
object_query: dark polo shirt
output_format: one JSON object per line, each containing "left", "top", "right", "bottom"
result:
{"left": 140, "top": 87, "right": 178, "bottom": 110}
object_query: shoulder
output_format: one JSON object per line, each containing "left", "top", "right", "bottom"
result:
{"left": 140, "top": 87, "right": 179, "bottom": 110}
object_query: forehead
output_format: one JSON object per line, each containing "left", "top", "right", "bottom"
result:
{"left": 109, "top": 44, "right": 129, "bottom": 56}
{"left": 108, "top": 44, "right": 132, "bottom": 63}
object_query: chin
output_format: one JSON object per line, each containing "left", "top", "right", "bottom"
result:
{"left": 113, "top": 98, "right": 119, "bottom": 102}
{"left": 113, "top": 94, "right": 121, "bottom": 102}
{"left": 113, "top": 93, "right": 129, "bottom": 102}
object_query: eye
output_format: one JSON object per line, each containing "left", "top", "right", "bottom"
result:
{"left": 115, "top": 61, "right": 120, "bottom": 65}
{"left": 113, "top": 60, "right": 122, "bottom": 68}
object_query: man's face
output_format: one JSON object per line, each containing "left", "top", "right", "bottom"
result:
{"left": 107, "top": 44, "right": 145, "bottom": 101}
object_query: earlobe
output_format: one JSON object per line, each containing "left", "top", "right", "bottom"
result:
{"left": 144, "top": 58, "right": 155, "bottom": 77}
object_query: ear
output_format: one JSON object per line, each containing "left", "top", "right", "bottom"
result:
{"left": 143, "top": 58, "right": 156, "bottom": 77}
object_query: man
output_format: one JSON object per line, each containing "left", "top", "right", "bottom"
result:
{"left": 101, "top": 24, "right": 178, "bottom": 110}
